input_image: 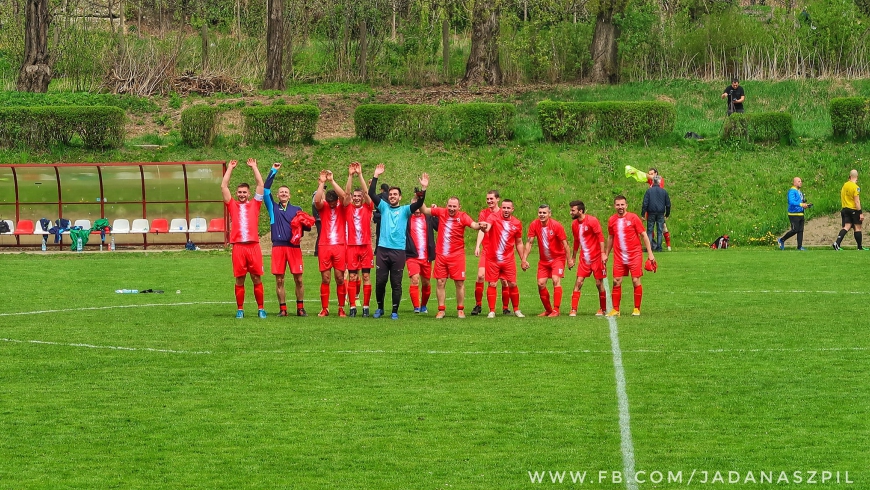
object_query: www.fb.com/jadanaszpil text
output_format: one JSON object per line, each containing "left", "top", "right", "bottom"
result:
{"left": 527, "top": 470, "right": 854, "bottom": 485}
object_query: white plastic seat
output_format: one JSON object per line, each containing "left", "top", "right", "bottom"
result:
{"left": 169, "top": 218, "right": 188, "bottom": 233}
{"left": 130, "top": 219, "right": 150, "bottom": 233}
{"left": 189, "top": 217, "right": 207, "bottom": 233}
{"left": 34, "top": 220, "right": 51, "bottom": 235}
{"left": 74, "top": 219, "right": 91, "bottom": 229}
{"left": 0, "top": 220, "right": 13, "bottom": 235}
{"left": 112, "top": 219, "right": 131, "bottom": 234}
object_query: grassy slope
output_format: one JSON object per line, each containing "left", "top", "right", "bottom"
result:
{"left": 2, "top": 79, "right": 870, "bottom": 246}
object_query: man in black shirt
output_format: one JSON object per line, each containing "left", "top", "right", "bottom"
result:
{"left": 721, "top": 78, "right": 745, "bottom": 115}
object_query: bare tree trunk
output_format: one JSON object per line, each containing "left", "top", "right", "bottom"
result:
{"left": 523, "top": 0, "right": 527, "bottom": 22}
{"left": 442, "top": 17, "right": 449, "bottom": 76}
{"left": 17, "top": 0, "right": 52, "bottom": 92}
{"left": 263, "top": 0, "right": 285, "bottom": 89}
{"left": 590, "top": 7, "right": 620, "bottom": 84}
{"left": 137, "top": 0, "right": 142, "bottom": 38}
{"left": 461, "top": 0, "right": 502, "bottom": 86}
{"left": 120, "top": 0, "right": 126, "bottom": 34}
{"left": 391, "top": 0, "right": 397, "bottom": 41}
{"left": 234, "top": 0, "right": 241, "bottom": 40}
{"left": 358, "top": 17, "right": 368, "bottom": 81}
{"left": 201, "top": 22, "right": 209, "bottom": 72}
{"left": 108, "top": 0, "right": 115, "bottom": 33}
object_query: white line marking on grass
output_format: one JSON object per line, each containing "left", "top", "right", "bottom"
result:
{"left": 0, "top": 338, "right": 211, "bottom": 355}
{"left": 603, "top": 278, "right": 638, "bottom": 490}
{"left": 0, "top": 301, "right": 234, "bottom": 317}
{"left": 665, "top": 289, "right": 866, "bottom": 295}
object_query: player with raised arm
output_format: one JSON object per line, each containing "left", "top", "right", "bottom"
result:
{"left": 221, "top": 158, "right": 267, "bottom": 319}
{"left": 368, "top": 164, "right": 429, "bottom": 320}
{"left": 482, "top": 199, "right": 525, "bottom": 318}
{"left": 472, "top": 190, "right": 510, "bottom": 315}
{"left": 604, "top": 195, "right": 656, "bottom": 317}
{"left": 567, "top": 200, "right": 607, "bottom": 317}
{"left": 406, "top": 198, "right": 438, "bottom": 314}
{"left": 421, "top": 197, "right": 488, "bottom": 318}
{"left": 264, "top": 162, "right": 314, "bottom": 317}
{"left": 343, "top": 162, "right": 375, "bottom": 317}
{"left": 314, "top": 169, "right": 349, "bottom": 317}
{"left": 521, "top": 204, "right": 569, "bottom": 317}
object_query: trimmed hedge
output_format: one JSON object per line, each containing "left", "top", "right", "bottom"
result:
{"left": 0, "top": 106, "right": 125, "bottom": 149}
{"left": 242, "top": 105, "right": 319, "bottom": 144}
{"left": 354, "top": 103, "right": 516, "bottom": 144}
{"left": 722, "top": 112, "right": 794, "bottom": 143}
{"left": 538, "top": 101, "right": 676, "bottom": 143}
{"left": 830, "top": 97, "right": 870, "bottom": 139}
{"left": 181, "top": 105, "right": 223, "bottom": 147}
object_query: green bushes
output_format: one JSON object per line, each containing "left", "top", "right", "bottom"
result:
{"left": 0, "top": 92, "right": 158, "bottom": 113}
{"left": 830, "top": 97, "right": 870, "bottom": 140}
{"left": 242, "top": 105, "right": 319, "bottom": 144}
{"left": 538, "top": 101, "right": 676, "bottom": 142}
{"left": 354, "top": 103, "right": 516, "bottom": 144}
{"left": 0, "top": 106, "right": 125, "bottom": 149}
{"left": 181, "top": 105, "right": 223, "bottom": 147}
{"left": 722, "top": 112, "right": 794, "bottom": 143}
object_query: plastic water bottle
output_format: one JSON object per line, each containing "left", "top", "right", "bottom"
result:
{"left": 41, "top": 241, "right": 46, "bottom": 252}
{"left": 110, "top": 236, "right": 115, "bottom": 251}
{"left": 115, "top": 289, "right": 139, "bottom": 294}
{"left": 76, "top": 237, "right": 83, "bottom": 252}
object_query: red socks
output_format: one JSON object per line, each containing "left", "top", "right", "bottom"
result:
{"left": 598, "top": 290, "right": 607, "bottom": 311}
{"left": 235, "top": 284, "right": 245, "bottom": 309}
{"left": 502, "top": 287, "right": 510, "bottom": 310}
{"left": 612, "top": 285, "right": 622, "bottom": 311}
{"left": 421, "top": 284, "right": 431, "bottom": 307}
{"left": 475, "top": 282, "right": 484, "bottom": 306}
{"left": 634, "top": 285, "right": 643, "bottom": 309}
{"left": 320, "top": 283, "right": 330, "bottom": 310}
{"left": 509, "top": 285, "right": 520, "bottom": 310}
{"left": 539, "top": 287, "right": 552, "bottom": 312}
{"left": 337, "top": 283, "right": 346, "bottom": 307}
{"left": 363, "top": 284, "right": 372, "bottom": 307}
{"left": 347, "top": 281, "right": 358, "bottom": 307}
{"left": 410, "top": 284, "right": 420, "bottom": 309}
{"left": 553, "top": 286, "right": 562, "bottom": 310}
{"left": 253, "top": 283, "right": 264, "bottom": 309}
{"left": 664, "top": 231, "right": 671, "bottom": 248}
{"left": 487, "top": 285, "right": 497, "bottom": 312}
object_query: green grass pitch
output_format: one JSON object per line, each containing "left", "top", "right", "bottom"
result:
{"left": 0, "top": 249, "right": 867, "bottom": 488}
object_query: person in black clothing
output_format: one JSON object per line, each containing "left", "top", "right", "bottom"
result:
{"left": 641, "top": 176, "right": 671, "bottom": 253}
{"left": 721, "top": 78, "right": 745, "bottom": 115}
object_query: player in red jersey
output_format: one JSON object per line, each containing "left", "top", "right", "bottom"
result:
{"left": 566, "top": 200, "right": 607, "bottom": 317}
{"left": 221, "top": 158, "right": 266, "bottom": 319}
{"left": 482, "top": 199, "right": 525, "bottom": 318}
{"left": 406, "top": 197, "right": 437, "bottom": 314}
{"left": 472, "top": 190, "right": 510, "bottom": 316}
{"left": 343, "top": 162, "right": 374, "bottom": 317}
{"left": 521, "top": 205, "right": 569, "bottom": 317}
{"left": 314, "top": 169, "right": 349, "bottom": 317}
{"left": 604, "top": 195, "right": 656, "bottom": 317}
{"left": 422, "top": 197, "right": 488, "bottom": 319}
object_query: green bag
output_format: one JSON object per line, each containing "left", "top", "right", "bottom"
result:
{"left": 69, "top": 228, "right": 90, "bottom": 251}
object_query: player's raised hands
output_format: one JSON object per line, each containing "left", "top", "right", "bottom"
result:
{"left": 319, "top": 170, "right": 328, "bottom": 183}
{"left": 419, "top": 172, "right": 429, "bottom": 189}
{"left": 326, "top": 170, "right": 334, "bottom": 181}
{"left": 272, "top": 162, "right": 282, "bottom": 170}
{"left": 246, "top": 158, "right": 257, "bottom": 168}
{"left": 373, "top": 163, "right": 385, "bottom": 177}
{"left": 228, "top": 160, "right": 238, "bottom": 169}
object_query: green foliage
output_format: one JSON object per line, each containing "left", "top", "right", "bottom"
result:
{"left": 830, "top": 97, "right": 870, "bottom": 140}
{"left": 722, "top": 112, "right": 795, "bottom": 143}
{"left": 241, "top": 105, "right": 319, "bottom": 145}
{"left": 0, "top": 91, "right": 157, "bottom": 113}
{"left": 168, "top": 92, "right": 183, "bottom": 110}
{"left": 0, "top": 106, "right": 125, "bottom": 149}
{"left": 355, "top": 103, "right": 515, "bottom": 144}
{"left": 180, "top": 105, "right": 224, "bottom": 148}
{"left": 538, "top": 101, "right": 676, "bottom": 142}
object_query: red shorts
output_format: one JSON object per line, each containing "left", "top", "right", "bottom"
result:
{"left": 232, "top": 242, "right": 264, "bottom": 278}
{"left": 477, "top": 251, "right": 487, "bottom": 270}
{"left": 434, "top": 253, "right": 467, "bottom": 281}
{"left": 577, "top": 258, "right": 607, "bottom": 280}
{"left": 346, "top": 244, "right": 373, "bottom": 271}
{"left": 271, "top": 246, "right": 304, "bottom": 275}
{"left": 485, "top": 259, "right": 517, "bottom": 283}
{"left": 613, "top": 256, "right": 644, "bottom": 278}
{"left": 537, "top": 258, "right": 566, "bottom": 279}
{"left": 406, "top": 258, "right": 432, "bottom": 279}
{"left": 319, "top": 244, "right": 347, "bottom": 272}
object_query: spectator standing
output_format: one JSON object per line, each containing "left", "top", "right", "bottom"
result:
{"left": 641, "top": 176, "right": 671, "bottom": 253}
{"left": 721, "top": 78, "right": 745, "bottom": 115}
